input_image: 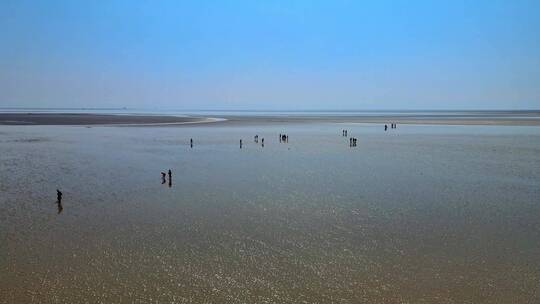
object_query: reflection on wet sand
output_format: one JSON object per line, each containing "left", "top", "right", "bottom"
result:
{"left": 56, "top": 200, "right": 63, "bottom": 214}
{"left": 1, "top": 123, "right": 539, "bottom": 303}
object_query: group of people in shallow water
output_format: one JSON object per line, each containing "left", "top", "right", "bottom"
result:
{"left": 54, "top": 124, "right": 399, "bottom": 211}
{"left": 192, "top": 125, "right": 394, "bottom": 151}
{"left": 254, "top": 135, "right": 264, "bottom": 147}
{"left": 384, "top": 123, "right": 397, "bottom": 131}
{"left": 342, "top": 129, "right": 357, "bottom": 147}
{"left": 343, "top": 124, "right": 396, "bottom": 147}
{"left": 161, "top": 169, "right": 172, "bottom": 187}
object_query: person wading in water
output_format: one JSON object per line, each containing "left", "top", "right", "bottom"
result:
{"left": 56, "top": 189, "right": 63, "bottom": 213}
{"left": 57, "top": 189, "right": 62, "bottom": 202}
{"left": 161, "top": 172, "right": 167, "bottom": 184}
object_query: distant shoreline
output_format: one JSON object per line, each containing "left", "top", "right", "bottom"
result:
{"left": 0, "top": 113, "right": 213, "bottom": 125}
{"left": 1, "top": 112, "right": 539, "bottom": 126}
{"left": 218, "top": 114, "right": 540, "bottom": 126}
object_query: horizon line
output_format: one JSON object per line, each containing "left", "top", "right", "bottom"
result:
{"left": 1, "top": 107, "right": 539, "bottom": 112}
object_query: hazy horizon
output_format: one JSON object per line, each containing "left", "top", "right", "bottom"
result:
{"left": 1, "top": 1, "right": 539, "bottom": 110}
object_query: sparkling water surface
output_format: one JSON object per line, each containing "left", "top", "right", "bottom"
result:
{"left": 1, "top": 123, "right": 539, "bottom": 303}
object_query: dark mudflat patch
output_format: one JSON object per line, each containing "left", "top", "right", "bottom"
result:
{"left": 0, "top": 113, "right": 205, "bottom": 125}
{"left": 8, "top": 138, "right": 49, "bottom": 143}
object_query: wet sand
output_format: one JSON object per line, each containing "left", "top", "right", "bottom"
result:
{"left": 1, "top": 121, "right": 540, "bottom": 303}
{"left": 1, "top": 111, "right": 540, "bottom": 126}
{"left": 0, "top": 113, "right": 208, "bottom": 125}
{"left": 0, "top": 111, "right": 540, "bottom": 126}
{"left": 217, "top": 111, "right": 540, "bottom": 126}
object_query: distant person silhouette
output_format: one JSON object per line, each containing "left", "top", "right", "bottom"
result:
{"left": 240, "top": 139, "right": 243, "bottom": 148}
{"left": 56, "top": 189, "right": 63, "bottom": 214}
{"left": 168, "top": 170, "right": 172, "bottom": 187}
{"left": 190, "top": 138, "right": 193, "bottom": 148}
{"left": 385, "top": 124, "right": 388, "bottom": 131}
{"left": 161, "top": 172, "right": 167, "bottom": 184}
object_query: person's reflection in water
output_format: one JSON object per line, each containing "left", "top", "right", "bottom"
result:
{"left": 57, "top": 200, "right": 63, "bottom": 214}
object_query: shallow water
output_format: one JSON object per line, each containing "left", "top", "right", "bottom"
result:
{"left": 1, "top": 123, "right": 539, "bottom": 303}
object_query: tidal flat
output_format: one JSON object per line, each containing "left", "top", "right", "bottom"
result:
{"left": 1, "top": 122, "right": 539, "bottom": 303}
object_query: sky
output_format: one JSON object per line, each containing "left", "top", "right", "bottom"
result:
{"left": 0, "top": 0, "right": 539, "bottom": 110}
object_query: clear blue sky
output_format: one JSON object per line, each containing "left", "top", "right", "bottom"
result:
{"left": 1, "top": 0, "right": 539, "bottom": 110}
